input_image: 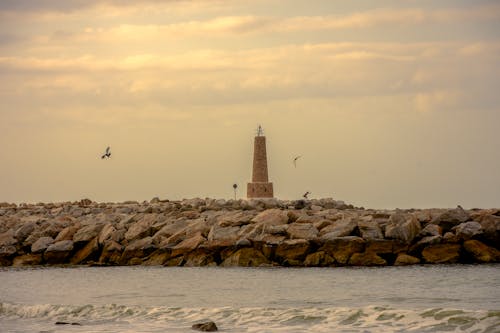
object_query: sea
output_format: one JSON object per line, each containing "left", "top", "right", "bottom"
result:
{"left": 0, "top": 265, "right": 499, "bottom": 333}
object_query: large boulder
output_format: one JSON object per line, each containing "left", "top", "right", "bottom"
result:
{"left": 394, "top": 253, "right": 420, "bottom": 266}
{"left": 220, "top": 248, "right": 269, "bottom": 267}
{"left": 319, "top": 218, "right": 357, "bottom": 239}
{"left": 304, "top": 251, "right": 335, "bottom": 267}
{"left": 251, "top": 209, "right": 289, "bottom": 225}
{"left": 73, "top": 224, "right": 104, "bottom": 244}
{"left": 14, "top": 222, "right": 37, "bottom": 242}
{"left": 12, "top": 254, "right": 43, "bottom": 266}
{"left": 275, "top": 239, "right": 311, "bottom": 264}
{"left": 55, "top": 224, "right": 81, "bottom": 242}
{"left": 152, "top": 219, "right": 189, "bottom": 245}
{"left": 99, "top": 240, "right": 123, "bottom": 264}
{"left": 207, "top": 225, "right": 240, "bottom": 247}
{"left": 357, "top": 217, "right": 383, "bottom": 240}
{"left": 418, "top": 224, "right": 442, "bottom": 237}
{"left": 192, "top": 321, "right": 218, "bottom": 332}
{"left": 124, "top": 214, "right": 157, "bottom": 241}
{"left": 170, "top": 233, "right": 206, "bottom": 258}
{"left": 286, "top": 223, "right": 318, "bottom": 240}
{"left": 217, "top": 211, "right": 256, "bottom": 227}
{"left": 384, "top": 214, "right": 421, "bottom": 244}
{"left": 319, "top": 236, "right": 365, "bottom": 264}
{"left": 476, "top": 214, "right": 500, "bottom": 244}
{"left": 463, "top": 240, "right": 500, "bottom": 263}
{"left": 349, "top": 252, "right": 386, "bottom": 266}
{"left": 120, "top": 237, "right": 156, "bottom": 264}
{"left": 44, "top": 240, "right": 74, "bottom": 264}
{"left": 422, "top": 244, "right": 461, "bottom": 264}
{"left": 452, "top": 222, "right": 483, "bottom": 241}
{"left": 31, "top": 236, "right": 54, "bottom": 253}
{"left": 431, "top": 207, "right": 469, "bottom": 232}
{"left": 70, "top": 237, "right": 100, "bottom": 264}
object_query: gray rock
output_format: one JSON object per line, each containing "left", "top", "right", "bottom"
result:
{"left": 31, "top": 236, "right": 54, "bottom": 253}
{"left": 73, "top": 224, "right": 104, "bottom": 244}
{"left": 0, "top": 229, "right": 17, "bottom": 247}
{"left": 46, "top": 240, "right": 74, "bottom": 252}
{"left": 453, "top": 221, "right": 483, "bottom": 240}
{"left": 124, "top": 214, "right": 157, "bottom": 241}
{"left": 14, "top": 222, "right": 37, "bottom": 242}
{"left": 286, "top": 223, "right": 319, "bottom": 240}
{"left": 251, "top": 209, "right": 289, "bottom": 225}
{"left": 357, "top": 217, "right": 383, "bottom": 239}
{"left": 319, "top": 217, "right": 357, "bottom": 238}
{"left": 418, "top": 224, "right": 442, "bottom": 237}
{"left": 431, "top": 207, "right": 469, "bottom": 232}
{"left": 385, "top": 214, "right": 421, "bottom": 243}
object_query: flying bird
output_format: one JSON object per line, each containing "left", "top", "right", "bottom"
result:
{"left": 101, "top": 147, "right": 111, "bottom": 159}
{"left": 303, "top": 191, "right": 310, "bottom": 199}
{"left": 293, "top": 155, "right": 302, "bottom": 167}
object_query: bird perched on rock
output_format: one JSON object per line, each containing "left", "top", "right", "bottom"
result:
{"left": 303, "top": 191, "right": 310, "bottom": 199}
{"left": 293, "top": 155, "right": 302, "bottom": 167}
{"left": 101, "top": 147, "right": 111, "bottom": 159}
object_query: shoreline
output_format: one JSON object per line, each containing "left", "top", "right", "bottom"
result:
{"left": 1, "top": 198, "right": 499, "bottom": 267}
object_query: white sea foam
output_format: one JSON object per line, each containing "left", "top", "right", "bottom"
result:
{"left": 1, "top": 302, "right": 499, "bottom": 332}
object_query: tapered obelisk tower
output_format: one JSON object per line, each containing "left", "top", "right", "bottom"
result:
{"left": 247, "top": 125, "right": 274, "bottom": 198}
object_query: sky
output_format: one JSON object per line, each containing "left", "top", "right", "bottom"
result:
{"left": 1, "top": 0, "right": 499, "bottom": 209}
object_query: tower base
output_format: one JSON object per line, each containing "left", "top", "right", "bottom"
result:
{"left": 247, "top": 182, "right": 274, "bottom": 198}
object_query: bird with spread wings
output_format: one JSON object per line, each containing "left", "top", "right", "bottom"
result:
{"left": 101, "top": 147, "right": 111, "bottom": 159}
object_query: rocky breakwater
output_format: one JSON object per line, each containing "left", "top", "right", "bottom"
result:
{"left": 0, "top": 198, "right": 499, "bottom": 267}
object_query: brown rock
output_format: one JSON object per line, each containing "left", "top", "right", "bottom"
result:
{"left": 220, "top": 248, "right": 269, "bottom": 267}
{"left": 192, "top": 321, "right": 218, "bottom": 332}
{"left": 73, "top": 224, "right": 104, "bottom": 244}
{"left": 171, "top": 233, "right": 206, "bottom": 258}
{"left": 304, "top": 251, "right": 335, "bottom": 267}
{"left": 453, "top": 222, "right": 483, "bottom": 241}
{"left": 319, "top": 217, "right": 357, "bottom": 238}
{"left": 357, "top": 217, "right": 384, "bottom": 240}
{"left": 422, "top": 244, "right": 461, "bottom": 264}
{"left": 319, "top": 236, "right": 365, "bottom": 264}
{"left": 394, "top": 253, "right": 420, "bottom": 266}
{"left": 31, "top": 236, "right": 54, "bottom": 253}
{"left": 477, "top": 214, "right": 500, "bottom": 243}
{"left": 385, "top": 214, "right": 421, "bottom": 244}
{"left": 365, "top": 239, "right": 395, "bottom": 254}
{"left": 44, "top": 240, "right": 74, "bottom": 264}
{"left": 463, "top": 240, "right": 500, "bottom": 263}
{"left": 286, "top": 223, "right": 319, "bottom": 240}
{"left": 124, "top": 214, "right": 157, "bottom": 241}
{"left": 275, "top": 239, "right": 311, "bottom": 262}
{"left": 99, "top": 240, "right": 123, "bottom": 264}
{"left": 431, "top": 207, "right": 469, "bottom": 232}
{"left": 71, "top": 237, "right": 100, "bottom": 264}
{"left": 349, "top": 252, "right": 386, "bottom": 266}
{"left": 251, "top": 209, "right": 289, "bottom": 225}
{"left": 55, "top": 224, "right": 80, "bottom": 242}
{"left": 120, "top": 237, "right": 156, "bottom": 264}
{"left": 12, "top": 254, "right": 43, "bottom": 266}
{"left": 184, "top": 249, "right": 217, "bottom": 267}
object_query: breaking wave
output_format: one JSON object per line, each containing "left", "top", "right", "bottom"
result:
{"left": 1, "top": 302, "right": 499, "bottom": 332}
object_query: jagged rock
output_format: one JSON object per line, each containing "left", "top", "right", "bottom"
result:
{"left": 251, "top": 209, "right": 289, "bottom": 225}
{"left": 357, "top": 217, "right": 384, "bottom": 239}
{"left": 121, "top": 237, "right": 156, "bottom": 263}
{"left": 477, "top": 214, "right": 500, "bottom": 244}
{"left": 124, "top": 214, "right": 157, "bottom": 241}
{"left": 385, "top": 214, "right": 421, "bottom": 243}
{"left": 422, "top": 244, "right": 461, "bottom": 263}
{"left": 443, "top": 231, "right": 459, "bottom": 243}
{"left": 220, "top": 248, "right": 269, "bottom": 267}
{"left": 31, "top": 236, "right": 54, "bottom": 253}
{"left": 207, "top": 225, "right": 240, "bottom": 247}
{"left": 44, "top": 240, "right": 74, "bottom": 264}
{"left": 365, "top": 239, "right": 406, "bottom": 254}
{"left": 463, "top": 240, "right": 500, "bottom": 263}
{"left": 142, "top": 250, "right": 171, "bottom": 266}
{"left": 275, "top": 239, "right": 311, "bottom": 263}
{"left": 14, "top": 222, "right": 37, "bottom": 242}
{"left": 55, "top": 224, "right": 80, "bottom": 242}
{"left": 418, "top": 224, "right": 442, "bottom": 237}
{"left": 431, "top": 207, "right": 469, "bottom": 232}
{"left": 99, "top": 240, "right": 123, "bottom": 264}
{"left": 453, "top": 222, "right": 483, "bottom": 240}
{"left": 319, "top": 217, "right": 357, "bottom": 239}
{"left": 319, "top": 236, "right": 365, "bottom": 264}
{"left": 97, "top": 223, "right": 117, "bottom": 245}
{"left": 286, "top": 223, "right": 318, "bottom": 240}
{"left": 304, "top": 251, "right": 335, "bottom": 267}
{"left": 73, "top": 224, "right": 104, "bottom": 244}
{"left": 192, "top": 321, "right": 218, "bottom": 332}
{"left": 0, "top": 229, "right": 17, "bottom": 247}
{"left": 394, "top": 253, "right": 420, "bottom": 265}
{"left": 349, "top": 252, "right": 386, "bottom": 266}
{"left": 217, "top": 211, "right": 255, "bottom": 227}
{"left": 71, "top": 237, "right": 100, "bottom": 264}
{"left": 184, "top": 249, "right": 217, "bottom": 267}
{"left": 152, "top": 219, "right": 188, "bottom": 245}
{"left": 171, "top": 233, "right": 206, "bottom": 258}
{"left": 12, "top": 254, "right": 43, "bottom": 266}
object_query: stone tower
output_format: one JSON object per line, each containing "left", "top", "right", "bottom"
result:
{"left": 247, "top": 126, "right": 274, "bottom": 198}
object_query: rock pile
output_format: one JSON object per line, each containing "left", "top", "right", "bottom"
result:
{"left": 0, "top": 198, "right": 499, "bottom": 267}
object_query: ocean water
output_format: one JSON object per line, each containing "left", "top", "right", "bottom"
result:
{"left": 0, "top": 265, "right": 499, "bottom": 332}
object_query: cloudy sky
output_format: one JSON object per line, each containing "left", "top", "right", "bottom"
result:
{"left": 1, "top": 0, "right": 499, "bottom": 208}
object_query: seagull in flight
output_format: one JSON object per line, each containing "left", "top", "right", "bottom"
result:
{"left": 303, "top": 191, "right": 310, "bottom": 199}
{"left": 293, "top": 155, "right": 302, "bottom": 168}
{"left": 101, "top": 147, "right": 111, "bottom": 159}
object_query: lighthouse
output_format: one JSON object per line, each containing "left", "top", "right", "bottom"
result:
{"left": 247, "top": 125, "right": 274, "bottom": 198}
